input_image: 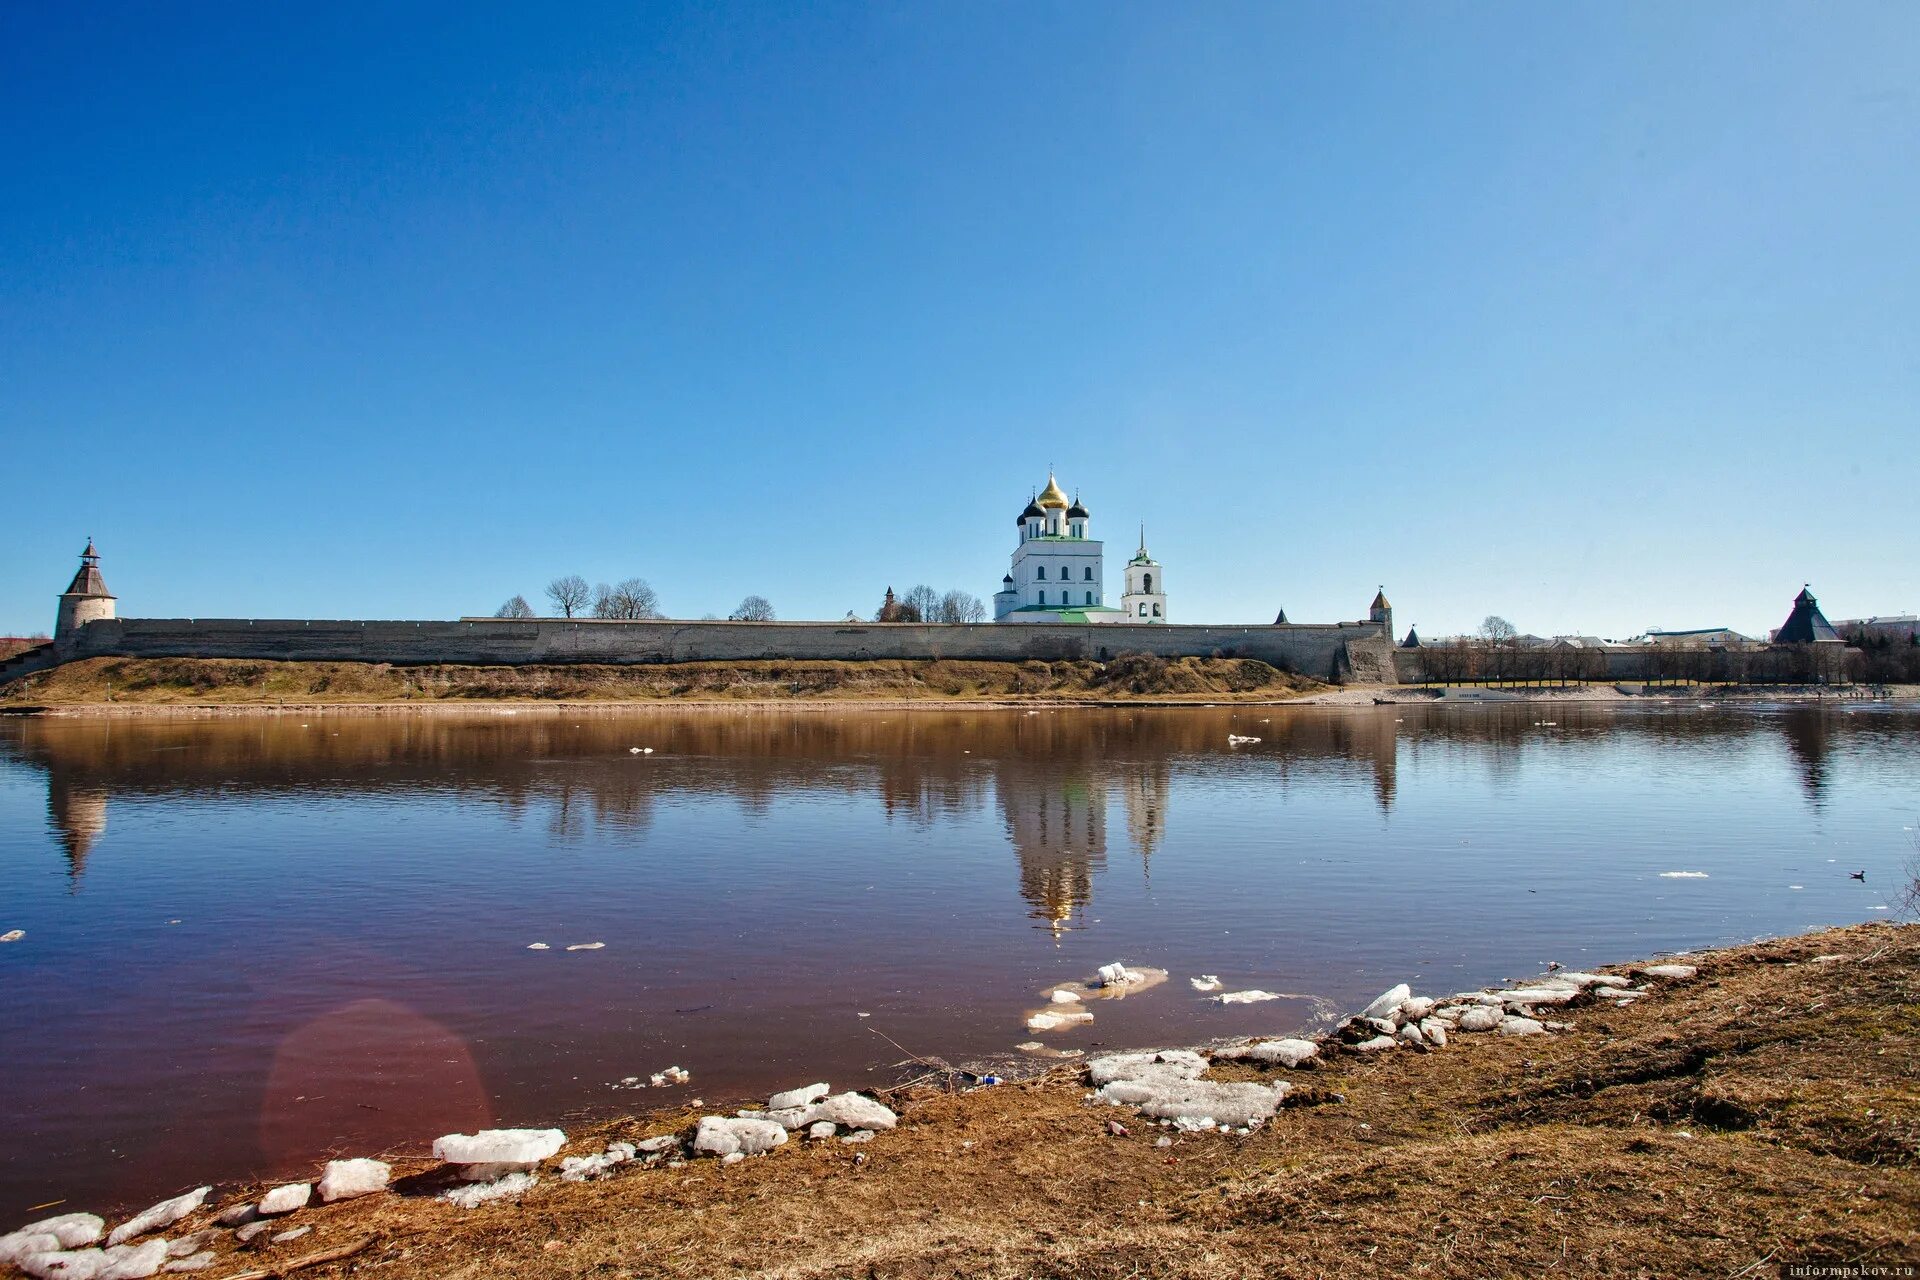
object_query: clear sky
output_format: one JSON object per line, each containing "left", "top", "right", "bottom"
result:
{"left": 3, "top": 3, "right": 1915, "bottom": 640}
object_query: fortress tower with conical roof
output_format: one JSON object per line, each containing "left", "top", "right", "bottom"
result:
{"left": 55, "top": 540, "right": 116, "bottom": 652}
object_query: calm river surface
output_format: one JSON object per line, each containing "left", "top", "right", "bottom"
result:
{"left": 2, "top": 702, "right": 1914, "bottom": 1216}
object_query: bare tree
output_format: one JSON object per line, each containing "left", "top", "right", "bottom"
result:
{"left": 546, "top": 575, "right": 591, "bottom": 619}
{"left": 935, "top": 589, "right": 986, "bottom": 623}
{"left": 730, "top": 595, "right": 776, "bottom": 622}
{"left": 593, "top": 578, "right": 663, "bottom": 620}
{"left": 1478, "top": 616, "right": 1517, "bottom": 646}
{"left": 494, "top": 594, "right": 536, "bottom": 619}
{"left": 904, "top": 584, "right": 940, "bottom": 622}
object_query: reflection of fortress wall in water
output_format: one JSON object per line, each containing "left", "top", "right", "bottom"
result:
{"left": 11, "top": 704, "right": 1869, "bottom": 897}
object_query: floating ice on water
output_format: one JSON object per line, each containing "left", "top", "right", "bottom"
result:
{"left": 1226, "top": 735, "right": 1261, "bottom": 746}
{"left": 1189, "top": 975, "right": 1221, "bottom": 992}
{"left": 1658, "top": 871, "right": 1709, "bottom": 879}
{"left": 0, "top": 930, "right": 23, "bottom": 943}
{"left": 1048, "top": 989, "right": 1082, "bottom": 1004}
{"left": 526, "top": 943, "right": 550, "bottom": 950}
{"left": 1026, "top": 1009, "right": 1093, "bottom": 1032}
{"left": 565, "top": 942, "right": 604, "bottom": 951}
{"left": 1215, "top": 990, "right": 1281, "bottom": 1005}
{"left": 648, "top": 1066, "right": 690, "bottom": 1087}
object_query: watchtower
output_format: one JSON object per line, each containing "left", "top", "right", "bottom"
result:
{"left": 55, "top": 540, "right": 116, "bottom": 651}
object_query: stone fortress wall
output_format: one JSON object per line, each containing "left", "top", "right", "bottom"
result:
{"left": 50, "top": 616, "right": 1390, "bottom": 681}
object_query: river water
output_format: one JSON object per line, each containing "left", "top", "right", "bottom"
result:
{"left": 1, "top": 702, "right": 1913, "bottom": 1217}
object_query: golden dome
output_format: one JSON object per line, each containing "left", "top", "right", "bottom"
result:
{"left": 1036, "top": 474, "right": 1069, "bottom": 508}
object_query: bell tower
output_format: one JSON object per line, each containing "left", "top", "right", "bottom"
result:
{"left": 1120, "top": 527, "right": 1166, "bottom": 623}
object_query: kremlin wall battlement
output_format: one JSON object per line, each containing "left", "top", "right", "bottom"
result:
{"left": 48, "top": 615, "right": 1393, "bottom": 682}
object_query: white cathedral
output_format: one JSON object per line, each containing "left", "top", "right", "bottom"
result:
{"left": 993, "top": 474, "right": 1167, "bottom": 624}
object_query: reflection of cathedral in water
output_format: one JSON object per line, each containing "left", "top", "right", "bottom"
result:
{"left": 999, "top": 762, "right": 1170, "bottom": 938}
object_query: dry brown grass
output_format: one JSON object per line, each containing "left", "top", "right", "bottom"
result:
{"left": 43, "top": 922, "right": 1915, "bottom": 1279}
{"left": 2, "top": 655, "right": 1325, "bottom": 707}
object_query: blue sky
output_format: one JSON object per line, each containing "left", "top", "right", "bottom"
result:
{"left": 3, "top": 3, "right": 1915, "bottom": 639}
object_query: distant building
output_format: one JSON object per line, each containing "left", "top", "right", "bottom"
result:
{"left": 1643, "top": 626, "right": 1757, "bottom": 648}
{"left": 1833, "top": 614, "right": 1919, "bottom": 644}
{"left": 1771, "top": 586, "right": 1843, "bottom": 644}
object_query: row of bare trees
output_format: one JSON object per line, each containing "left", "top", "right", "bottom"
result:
{"left": 876, "top": 585, "right": 987, "bottom": 623}
{"left": 491, "top": 576, "right": 664, "bottom": 620}
{"left": 493, "top": 581, "right": 782, "bottom": 622}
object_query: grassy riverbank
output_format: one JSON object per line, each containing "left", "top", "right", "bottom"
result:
{"left": 18, "top": 921, "right": 1915, "bottom": 1278}
{"left": 0, "top": 655, "right": 1326, "bottom": 708}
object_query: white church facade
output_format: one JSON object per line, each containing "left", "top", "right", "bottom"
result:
{"left": 993, "top": 475, "right": 1166, "bottom": 624}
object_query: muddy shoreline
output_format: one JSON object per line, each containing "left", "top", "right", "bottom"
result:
{"left": 7, "top": 920, "right": 1914, "bottom": 1278}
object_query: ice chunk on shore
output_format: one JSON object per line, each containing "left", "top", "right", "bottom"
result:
{"left": 317, "top": 1158, "right": 390, "bottom": 1202}
{"left": 1086, "top": 1050, "right": 1206, "bottom": 1088}
{"left": 256, "top": 1184, "right": 309, "bottom": 1216}
{"left": 1098, "top": 1078, "right": 1289, "bottom": 1128}
{"left": 1642, "top": 964, "right": 1698, "bottom": 980}
{"left": 1499, "top": 1016, "right": 1547, "bottom": 1036}
{"left": 1359, "top": 984, "right": 1411, "bottom": 1020}
{"left": 692, "top": 1117, "right": 788, "bottom": 1157}
{"left": 1217, "top": 1038, "right": 1319, "bottom": 1068}
{"left": 94, "top": 1239, "right": 170, "bottom": 1279}
{"left": 433, "top": 1128, "right": 565, "bottom": 1177}
{"left": 18, "top": 1215, "right": 104, "bottom": 1251}
{"left": 1, "top": 1233, "right": 63, "bottom": 1269}
{"left": 559, "top": 1143, "right": 634, "bottom": 1182}
{"left": 441, "top": 1172, "right": 537, "bottom": 1209}
{"left": 768, "top": 1083, "right": 830, "bottom": 1111}
{"left": 801, "top": 1092, "right": 898, "bottom": 1132}
{"left": 106, "top": 1188, "right": 209, "bottom": 1247}
{"left": 1502, "top": 987, "right": 1578, "bottom": 1008}
{"left": 1456, "top": 1006, "right": 1502, "bottom": 1032}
